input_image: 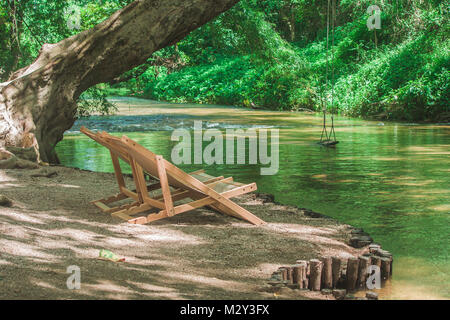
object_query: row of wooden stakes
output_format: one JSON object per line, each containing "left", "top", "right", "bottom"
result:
{"left": 269, "top": 244, "right": 393, "bottom": 292}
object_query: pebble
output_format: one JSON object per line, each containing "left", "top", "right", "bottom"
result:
{"left": 30, "top": 168, "right": 58, "bottom": 178}
{"left": 321, "top": 289, "right": 333, "bottom": 295}
{"left": 0, "top": 195, "right": 12, "bottom": 207}
{"left": 287, "top": 283, "right": 301, "bottom": 290}
{"left": 349, "top": 235, "right": 373, "bottom": 248}
{"left": 366, "top": 291, "right": 379, "bottom": 300}
{"left": 332, "top": 289, "right": 347, "bottom": 300}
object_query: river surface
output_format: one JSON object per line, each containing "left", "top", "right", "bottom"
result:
{"left": 57, "top": 97, "right": 449, "bottom": 300}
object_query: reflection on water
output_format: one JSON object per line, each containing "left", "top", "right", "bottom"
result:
{"left": 57, "top": 97, "right": 450, "bottom": 300}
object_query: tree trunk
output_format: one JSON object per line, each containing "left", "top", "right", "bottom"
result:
{"left": 0, "top": 0, "right": 239, "bottom": 163}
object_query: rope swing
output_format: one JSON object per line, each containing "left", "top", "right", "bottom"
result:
{"left": 319, "top": 0, "right": 339, "bottom": 147}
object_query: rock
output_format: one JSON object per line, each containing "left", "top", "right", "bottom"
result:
{"left": 0, "top": 195, "right": 13, "bottom": 207}
{"left": 344, "top": 294, "right": 356, "bottom": 300}
{"left": 374, "top": 249, "right": 392, "bottom": 258}
{"left": 16, "top": 159, "right": 40, "bottom": 169}
{"left": 259, "top": 284, "right": 277, "bottom": 293}
{"left": 0, "top": 149, "right": 18, "bottom": 169}
{"left": 256, "top": 193, "right": 275, "bottom": 203}
{"left": 366, "top": 291, "right": 379, "bottom": 300}
{"left": 30, "top": 168, "right": 58, "bottom": 178}
{"left": 278, "top": 287, "right": 294, "bottom": 295}
{"left": 272, "top": 270, "right": 283, "bottom": 279}
{"left": 349, "top": 235, "right": 373, "bottom": 248}
{"left": 351, "top": 228, "right": 365, "bottom": 234}
{"left": 287, "top": 283, "right": 301, "bottom": 290}
{"left": 332, "top": 289, "right": 346, "bottom": 300}
{"left": 301, "top": 208, "right": 326, "bottom": 218}
{"left": 267, "top": 272, "right": 283, "bottom": 285}
{"left": 5, "top": 146, "right": 38, "bottom": 162}
{"left": 321, "top": 289, "right": 333, "bottom": 295}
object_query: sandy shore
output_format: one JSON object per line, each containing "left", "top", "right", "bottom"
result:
{"left": 0, "top": 166, "right": 365, "bottom": 300}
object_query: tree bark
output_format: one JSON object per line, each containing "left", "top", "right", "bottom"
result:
{"left": 0, "top": 0, "right": 239, "bottom": 163}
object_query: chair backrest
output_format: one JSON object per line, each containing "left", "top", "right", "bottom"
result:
{"left": 121, "top": 135, "right": 195, "bottom": 191}
{"left": 82, "top": 126, "right": 199, "bottom": 191}
{"left": 80, "top": 127, "right": 130, "bottom": 163}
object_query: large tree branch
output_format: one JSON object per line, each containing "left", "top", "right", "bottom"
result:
{"left": 0, "top": 0, "right": 240, "bottom": 163}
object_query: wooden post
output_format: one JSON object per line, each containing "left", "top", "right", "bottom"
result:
{"left": 309, "top": 259, "right": 323, "bottom": 291}
{"left": 321, "top": 256, "right": 333, "bottom": 289}
{"left": 292, "top": 264, "right": 304, "bottom": 287}
{"left": 369, "top": 244, "right": 381, "bottom": 254}
{"left": 305, "top": 261, "right": 310, "bottom": 289}
{"left": 292, "top": 264, "right": 300, "bottom": 284}
{"left": 380, "top": 257, "right": 391, "bottom": 280}
{"left": 285, "top": 266, "right": 294, "bottom": 284}
{"left": 296, "top": 260, "right": 309, "bottom": 289}
{"left": 357, "top": 255, "right": 371, "bottom": 289}
{"left": 390, "top": 257, "right": 394, "bottom": 276}
{"left": 346, "top": 257, "right": 359, "bottom": 292}
{"left": 300, "top": 263, "right": 307, "bottom": 289}
{"left": 371, "top": 256, "right": 382, "bottom": 269}
{"left": 278, "top": 267, "right": 288, "bottom": 281}
{"left": 331, "top": 256, "right": 342, "bottom": 288}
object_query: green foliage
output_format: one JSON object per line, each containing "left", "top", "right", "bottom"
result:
{"left": 133, "top": 0, "right": 449, "bottom": 121}
{"left": 1, "top": 0, "right": 448, "bottom": 121}
{"left": 77, "top": 86, "right": 117, "bottom": 117}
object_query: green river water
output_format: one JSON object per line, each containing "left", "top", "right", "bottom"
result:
{"left": 56, "top": 97, "right": 449, "bottom": 299}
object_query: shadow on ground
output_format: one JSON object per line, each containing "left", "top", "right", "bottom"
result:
{"left": 0, "top": 167, "right": 360, "bottom": 299}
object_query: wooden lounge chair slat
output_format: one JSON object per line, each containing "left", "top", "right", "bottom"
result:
{"left": 159, "top": 177, "right": 232, "bottom": 203}
{"left": 132, "top": 183, "right": 258, "bottom": 224}
{"left": 93, "top": 201, "right": 111, "bottom": 212}
{"left": 155, "top": 155, "right": 175, "bottom": 216}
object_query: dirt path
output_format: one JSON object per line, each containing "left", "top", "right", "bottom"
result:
{"left": 0, "top": 166, "right": 364, "bottom": 300}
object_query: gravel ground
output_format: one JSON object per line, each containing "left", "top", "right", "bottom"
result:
{"left": 0, "top": 166, "right": 363, "bottom": 300}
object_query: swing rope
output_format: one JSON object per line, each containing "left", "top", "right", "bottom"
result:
{"left": 320, "top": 0, "right": 339, "bottom": 146}
{"left": 330, "top": 0, "right": 337, "bottom": 142}
{"left": 320, "top": 0, "right": 331, "bottom": 143}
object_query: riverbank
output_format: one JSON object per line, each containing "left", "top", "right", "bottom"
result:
{"left": 103, "top": 93, "right": 450, "bottom": 124}
{"left": 0, "top": 166, "right": 367, "bottom": 300}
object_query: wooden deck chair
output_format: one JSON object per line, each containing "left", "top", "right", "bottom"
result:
{"left": 80, "top": 126, "right": 266, "bottom": 226}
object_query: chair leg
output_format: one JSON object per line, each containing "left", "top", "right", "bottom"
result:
{"left": 128, "top": 211, "right": 169, "bottom": 224}
{"left": 189, "top": 193, "right": 266, "bottom": 225}
{"left": 111, "top": 203, "right": 152, "bottom": 221}
{"left": 209, "top": 201, "right": 266, "bottom": 226}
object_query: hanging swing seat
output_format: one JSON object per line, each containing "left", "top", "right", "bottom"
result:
{"left": 318, "top": 140, "right": 339, "bottom": 147}
{"left": 80, "top": 127, "right": 266, "bottom": 226}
